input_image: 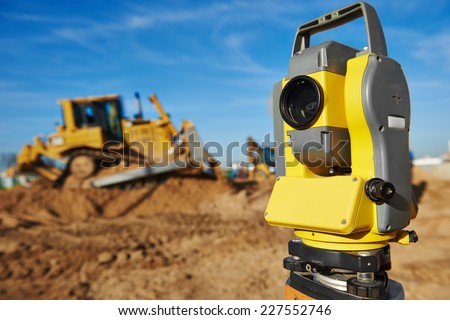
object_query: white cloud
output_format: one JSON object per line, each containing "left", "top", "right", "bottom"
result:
{"left": 413, "top": 33, "right": 450, "bottom": 67}
{"left": 4, "top": 13, "right": 89, "bottom": 25}
{"left": 386, "top": 27, "right": 450, "bottom": 71}
{"left": 126, "top": 15, "right": 154, "bottom": 29}
{"left": 2, "top": 1, "right": 306, "bottom": 75}
{"left": 228, "top": 97, "right": 267, "bottom": 108}
{"left": 409, "top": 79, "right": 448, "bottom": 90}
{"left": 218, "top": 32, "right": 275, "bottom": 75}
{"left": 224, "top": 34, "right": 246, "bottom": 49}
{"left": 124, "top": 3, "right": 231, "bottom": 29}
{"left": 0, "top": 80, "right": 23, "bottom": 89}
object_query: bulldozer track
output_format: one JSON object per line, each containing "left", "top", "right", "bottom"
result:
{"left": 60, "top": 148, "right": 157, "bottom": 189}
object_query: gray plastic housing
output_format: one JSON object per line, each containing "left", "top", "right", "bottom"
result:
{"left": 273, "top": 81, "right": 286, "bottom": 177}
{"left": 287, "top": 127, "right": 351, "bottom": 175}
{"left": 362, "top": 55, "right": 412, "bottom": 232}
{"left": 289, "top": 41, "right": 358, "bottom": 77}
{"left": 292, "top": 2, "right": 387, "bottom": 56}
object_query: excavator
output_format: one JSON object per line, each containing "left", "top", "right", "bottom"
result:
{"left": 7, "top": 92, "right": 217, "bottom": 188}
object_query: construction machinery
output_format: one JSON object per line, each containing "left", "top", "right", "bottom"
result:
{"left": 7, "top": 93, "right": 216, "bottom": 188}
{"left": 246, "top": 137, "right": 275, "bottom": 182}
{"left": 265, "top": 2, "right": 418, "bottom": 299}
{"left": 227, "top": 137, "right": 275, "bottom": 183}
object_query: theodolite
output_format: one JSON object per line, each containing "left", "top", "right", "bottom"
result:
{"left": 265, "top": 2, "right": 418, "bottom": 299}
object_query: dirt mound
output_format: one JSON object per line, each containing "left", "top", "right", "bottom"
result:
{"left": 0, "top": 174, "right": 235, "bottom": 226}
{"left": 0, "top": 166, "right": 448, "bottom": 299}
{"left": 0, "top": 176, "right": 291, "bottom": 299}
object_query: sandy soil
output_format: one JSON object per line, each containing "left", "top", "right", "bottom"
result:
{"left": 0, "top": 167, "right": 448, "bottom": 299}
{"left": 389, "top": 166, "right": 450, "bottom": 299}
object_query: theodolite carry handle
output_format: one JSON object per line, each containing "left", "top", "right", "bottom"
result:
{"left": 292, "top": 2, "right": 387, "bottom": 56}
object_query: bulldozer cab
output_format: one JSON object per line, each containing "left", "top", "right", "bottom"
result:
{"left": 68, "top": 96, "right": 123, "bottom": 142}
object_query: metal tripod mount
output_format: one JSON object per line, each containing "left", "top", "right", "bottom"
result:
{"left": 265, "top": 2, "right": 418, "bottom": 300}
{"left": 284, "top": 240, "right": 403, "bottom": 299}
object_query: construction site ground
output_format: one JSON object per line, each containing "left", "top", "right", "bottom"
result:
{"left": 0, "top": 166, "right": 448, "bottom": 300}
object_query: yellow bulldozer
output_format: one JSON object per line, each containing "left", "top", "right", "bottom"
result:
{"left": 7, "top": 92, "right": 217, "bottom": 188}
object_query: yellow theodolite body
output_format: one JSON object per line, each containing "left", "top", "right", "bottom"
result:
{"left": 265, "top": 3, "right": 417, "bottom": 252}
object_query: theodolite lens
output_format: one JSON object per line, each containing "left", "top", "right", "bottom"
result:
{"left": 280, "top": 76, "right": 323, "bottom": 129}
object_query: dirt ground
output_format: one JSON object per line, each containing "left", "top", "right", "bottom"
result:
{"left": 389, "top": 165, "right": 450, "bottom": 299}
{"left": 0, "top": 166, "right": 448, "bottom": 300}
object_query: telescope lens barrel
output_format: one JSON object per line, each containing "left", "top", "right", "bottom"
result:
{"left": 280, "top": 75, "right": 323, "bottom": 129}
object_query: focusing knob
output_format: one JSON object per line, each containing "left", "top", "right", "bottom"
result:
{"left": 365, "top": 178, "right": 395, "bottom": 204}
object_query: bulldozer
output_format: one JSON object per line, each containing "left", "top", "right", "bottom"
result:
{"left": 7, "top": 92, "right": 217, "bottom": 188}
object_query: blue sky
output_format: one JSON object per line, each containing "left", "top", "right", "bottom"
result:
{"left": 1, "top": 0, "right": 449, "bottom": 163}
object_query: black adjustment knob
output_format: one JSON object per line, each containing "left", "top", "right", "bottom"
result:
{"left": 283, "top": 256, "right": 304, "bottom": 272}
{"left": 408, "top": 230, "right": 419, "bottom": 243}
{"left": 365, "top": 178, "right": 395, "bottom": 204}
{"left": 347, "top": 275, "right": 387, "bottom": 299}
